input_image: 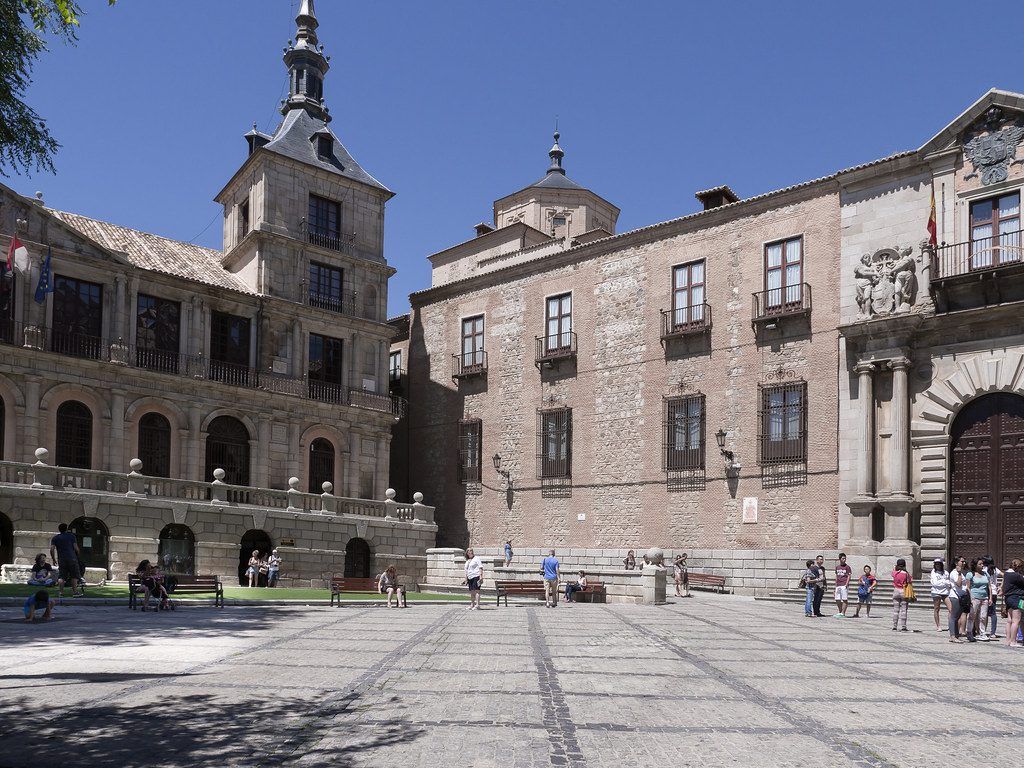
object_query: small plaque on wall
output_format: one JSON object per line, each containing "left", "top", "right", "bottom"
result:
{"left": 742, "top": 497, "right": 758, "bottom": 524}
{"left": 577, "top": 513, "right": 586, "bottom": 521}
{"left": 279, "top": 538, "right": 295, "bottom": 547}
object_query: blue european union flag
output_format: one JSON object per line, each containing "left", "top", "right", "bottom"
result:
{"left": 34, "top": 245, "right": 53, "bottom": 304}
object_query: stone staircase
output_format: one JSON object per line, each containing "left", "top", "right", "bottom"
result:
{"left": 755, "top": 586, "right": 937, "bottom": 612}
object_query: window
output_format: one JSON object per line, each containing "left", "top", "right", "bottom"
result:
{"left": 764, "top": 237, "right": 803, "bottom": 308}
{"left": 672, "top": 261, "right": 706, "bottom": 327}
{"left": 665, "top": 395, "right": 704, "bottom": 470}
{"left": 239, "top": 199, "right": 250, "bottom": 241}
{"left": 309, "top": 438, "right": 335, "bottom": 493}
{"left": 316, "top": 135, "right": 332, "bottom": 159}
{"left": 970, "top": 192, "right": 1021, "bottom": 268}
{"left": 52, "top": 275, "right": 103, "bottom": 359}
{"left": 544, "top": 293, "right": 572, "bottom": 354}
{"left": 308, "top": 261, "right": 344, "bottom": 312}
{"left": 461, "top": 315, "right": 485, "bottom": 369}
{"left": 138, "top": 412, "right": 172, "bottom": 478}
{"left": 552, "top": 216, "right": 566, "bottom": 228}
{"left": 158, "top": 524, "right": 195, "bottom": 575}
{"left": 136, "top": 294, "right": 180, "bottom": 372}
{"left": 205, "top": 416, "right": 250, "bottom": 486}
{"left": 308, "top": 194, "right": 340, "bottom": 239}
{"left": 209, "top": 312, "right": 251, "bottom": 385}
{"left": 537, "top": 408, "right": 572, "bottom": 479}
{"left": 458, "top": 419, "right": 482, "bottom": 484}
{"left": 55, "top": 401, "right": 92, "bottom": 469}
{"left": 0, "top": 267, "right": 13, "bottom": 344}
{"left": 759, "top": 383, "right": 807, "bottom": 465}
{"left": 389, "top": 350, "right": 402, "bottom": 381}
{"left": 308, "top": 333, "right": 344, "bottom": 402}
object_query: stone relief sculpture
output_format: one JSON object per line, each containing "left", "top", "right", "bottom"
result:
{"left": 963, "top": 107, "right": 1024, "bottom": 186}
{"left": 854, "top": 246, "right": 917, "bottom": 319}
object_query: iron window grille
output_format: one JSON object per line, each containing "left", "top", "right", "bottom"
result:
{"left": 309, "top": 438, "right": 335, "bottom": 493}
{"left": 664, "top": 395, "right": 705, "bottom": 471}
{"left": 209, "top": 311, "right": 251, "bottom": 386}
{"left": 308, "top": 262, "right": 347, "bottom": 313}
{"left": 138, "top": 412, "right": 172, "bottom": 478}
{"left": 51, "top": 275, "right": 103, "bottom": 359}
{"left": 457, "top": 419, "right": 482, "bottom": 484}
{"left": 758, "top": 382, "right": 807, "bottom": 466}
{"left": 136, "top": 294, "right": 181, "bottom": 373}
{"left": 308, "top": 333, "right": 345, "bottom": 403}
{"left": 55, "top": 400, "right": 93, "bottom": 469}
{"left": 537, "top": 408, "right": 572, "bottom": 479}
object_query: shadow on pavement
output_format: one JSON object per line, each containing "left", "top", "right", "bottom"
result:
{"left": 0, "top": 692, "right": 424, "bottom": 768}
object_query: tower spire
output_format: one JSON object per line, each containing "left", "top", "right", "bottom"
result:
{"left": 282, "top": 0, "right": 331, "bottom": 122}
{"left": 547, "top": 128, "right": 565, "bottom": 176}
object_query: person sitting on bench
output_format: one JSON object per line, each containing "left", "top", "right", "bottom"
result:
{"left": 28, "top": 554, "right": 56, "bottom": 586}
{"left": 24, "top": 590, "right": 55, "bottom": 622}
{"left": 377, "top": 565, "right": 407, "bottom": 608}
{"left": 565, "top": 571, "right": 588, "bottom": 603}
{"left": 136, "top": 560, "right": 169, "bottom": 611}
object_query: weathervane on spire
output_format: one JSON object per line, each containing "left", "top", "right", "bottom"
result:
{"left": 548, "top": 122, "right": 565, "bottom": 176}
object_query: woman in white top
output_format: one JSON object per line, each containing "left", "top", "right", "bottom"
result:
{"left": 463, "top": 548, "right": 483, "bottom": 610}
{"left": 929, "top": 558, "right": 952, "bottom": 632}
{"left": 948, "top": 556, "right": 970, "bottom": 640}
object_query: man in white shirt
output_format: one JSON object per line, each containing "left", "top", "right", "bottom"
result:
{"left": 464, "top": 548, "right": 483, "bottom": 610}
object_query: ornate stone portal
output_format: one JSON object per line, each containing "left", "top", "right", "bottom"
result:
{"left": 854, "top": 246, "right": 918, "bottom": 319}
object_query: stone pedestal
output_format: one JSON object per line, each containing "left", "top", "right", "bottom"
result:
{"left": 641, "top": 565, "right": 666, "bottom": 605}
{"left": 878, "top": 496, "right": 920, "bottom": 576}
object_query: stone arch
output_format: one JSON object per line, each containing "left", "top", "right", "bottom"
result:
{"left": 200, "top": 408, "right": 258, "bottom": 437}
{"left": 40, "top": 384, "right": 109, "bottom": 470}
{"left": 299, "top": 423, "right": 346, "bottom": 493}
{"left": 125, "top": 398, "right": 185, "bottom": 478}
{"left": 910, "top": 352, "right": 1024, "bottom": 561}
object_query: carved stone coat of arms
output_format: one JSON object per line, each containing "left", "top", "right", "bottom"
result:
{"left": 964, "top": 108, "right": 1024, "bottom": 186}
{"left": 854, "top": 246, "right": 917, "bottom": 319}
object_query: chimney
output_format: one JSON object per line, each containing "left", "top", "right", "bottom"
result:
{"left": 473, "top": 222, "right": 494, "bottom": 237}
{"left": 695, "top": 185, "right": 739, "bottom": 211}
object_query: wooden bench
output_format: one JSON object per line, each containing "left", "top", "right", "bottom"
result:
{"left": 568, "top": 581, "right": 606, "bottom": 603}
{"left": 330, "top": 576, "right": 404, "bottom": 606}
{"left": 687, "top": 572, "right": 727, "bottom": 593}
{"left": 128, "top": 574, "right": 224, "bottom": 609}
{"left": 495, "top": 579, "right": 548, "bottom": 606}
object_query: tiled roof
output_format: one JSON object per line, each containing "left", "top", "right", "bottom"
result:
{"left": 47, "top": 209, "right": 251, "bottom": 293}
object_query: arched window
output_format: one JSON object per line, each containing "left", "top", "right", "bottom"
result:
{"left": 205, "top": 416, "right": 250, "bottom": 486}
{"left": 309, "top": 438, "right": 335, "bottom": 492}
{"left": 362, "top": 285, "right": 377, "bottom": 321}
{"left": 56, "top": 401, "right": 92, "bottom": 469}
{"left": 158, "top": 524, "right": 195, "bottom": 575}
{"left": 139, "top": 412, "right": 172, "bottom": 478}
{"left": 69, "top": 516, "right": 108, "bottom": 571}
{"left": 344, "top": 537, "right": 372, "bottom": 578}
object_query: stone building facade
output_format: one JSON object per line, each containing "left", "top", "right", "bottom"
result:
{"left": 0, "top": 1, "right": 422, "bottom": 584}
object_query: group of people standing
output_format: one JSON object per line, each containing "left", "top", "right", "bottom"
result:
{"left": 244, "top": 549, "right": 282, "bottom": 588}
{"left": 800, "top": 552, "right": 1024, "bottom": 647}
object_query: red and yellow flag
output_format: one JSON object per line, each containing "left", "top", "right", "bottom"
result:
{"left": 926, "top": 187, "right": 937, "bottom": 246}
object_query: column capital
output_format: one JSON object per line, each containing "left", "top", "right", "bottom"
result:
{"left": 889, "top": 357, "right": 912, "bottom": 371}
{"left": 853, "top": 361, "right": 876, "bottom": 375}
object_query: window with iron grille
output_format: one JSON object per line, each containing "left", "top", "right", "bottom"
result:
{"left": 537, "top": 408, "right": 572, "bottom": 479}
{"left": 457, "top": 419, "right": 482, "bottom": 484}
{"left": 461, "top": 315, "right": 484, "bottom": 368}
{"left": 308, "top": 333, "right": 344, "bottom": 402}
{"left": 309, "top": 438, "right": 335, "bottom": 492}
{"left": 138, "top": 412, "right": 172, "bottom": 478}
{"left": 759, "top": 382, "right": 807, "bottom": 465}
{"left": 308, "top": 194, "right": 340, "bottom": 238}
{"left": 136, "top": 294, "right": 180, "bottom": 372}
{"left": 55, "top": 400, "right": 92, "bottom": 469}
{"left": 664, "top": 395, "right": 704, "bottom": 471}
{"left": 52, "top": 275, "right": 103, "bottom": 358}
{"left": 209, "top": 311, "right": 250, "bottom": 384}
{"left": 309, "top": 261, "right": 344, "bottom": 311}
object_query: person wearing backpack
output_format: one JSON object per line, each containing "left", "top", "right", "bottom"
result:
{"left": 851, "top": 565, "right": 877, "bottom": 618}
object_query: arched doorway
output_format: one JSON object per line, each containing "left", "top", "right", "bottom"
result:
{"left": 69, "top": 516, "right": 109, "bottom": 572}
{"left": 158, "top": 524, "right": 195, "bottom": 575}
{"left": 0, "top": 512, "right": 12, "bottom": 567}
{"left": 309, "top": 438, "right": 334, "bottom": 492}
{"left": 205, "top": 416, "right": 250, "bottom": 486}
{"left": 238, "top": 529, "right": 272, "bottom": 586}
{"left": 56, "top": 401, "right": 92, "bottom": 468}
{"left": 344, "top": 537, "right": 372, "bottom": 578}
{"left": 139, "top": 413, "right": 172, "bottom": 478}
{"left": 950, "top": 392, "right": 1024, "bottom": 566}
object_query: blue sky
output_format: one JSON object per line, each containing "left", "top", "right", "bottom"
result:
{"left": 12, "top": 1, "right": 1020, "bottom": 316}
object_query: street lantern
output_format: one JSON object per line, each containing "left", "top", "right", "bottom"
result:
{"left": 492, "top": 453, "right": 502, "bottom": 471}
{"left": 715, "top": 429, "right": 727, "bottom": 451}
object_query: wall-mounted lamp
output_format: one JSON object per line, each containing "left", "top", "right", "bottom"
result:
{"left": 715, "top": 429, "right": 738, "bottom": 473}
{"left": 492, "top": 453, "right": 502, "bottom": 472}
{"left": 493, "top": 453, "right": 512, "bottom": 487}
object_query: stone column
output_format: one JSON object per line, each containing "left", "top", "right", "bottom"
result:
{"left": 291, "top": 319, "right": 303, "bottom": 378}
{"left": 109, "top": 389, "right": 125, "bottom": 471}
{"left": 188, "top": 406, "right": 202, "bottom": 480}
{"left": 287, "top": 421, "right": 301, "bottom": 486}
{"left": 23, "top": 377, "right": 41, "bottom": 460}
{"left": 113, "top": 275, "right": 126, "bottom": 340}
{"left": 854, "top": 362, "right": 875, "bottom": 498}
{"left": 889, "top": 358, "right": 911, "bottom": 498}
{"left": 256, "top": 417, "right": 272, "bottom": 488}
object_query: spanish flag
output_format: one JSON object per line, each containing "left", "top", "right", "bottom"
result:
{"left": 927, "top": 187, "right": 937, "bottom": 247}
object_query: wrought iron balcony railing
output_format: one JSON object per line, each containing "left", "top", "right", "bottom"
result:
{"left": 660, "top": 304, "right": 711, "bottom": 340}
{"left": 752, "top": 283, "right": 812, "bottom": 324}
{"left": 933, "top": 230, "right": 1024, "bottom": 280}
{"left": 535, "top": 332, "right": 577, "bottom": 368}
{"left": 452, "top": 351, "right": 487, "bottom": 380}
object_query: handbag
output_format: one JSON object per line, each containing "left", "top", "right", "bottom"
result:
{"left": 902, "top": 580, "right": 916, "bottom": 602}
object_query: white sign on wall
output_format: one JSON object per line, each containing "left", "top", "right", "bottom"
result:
{"left": 742, "top": 497, "right": 758, "bottom": 524}
{"left": 577, "top": 513, "right": 586, "bottom": 522}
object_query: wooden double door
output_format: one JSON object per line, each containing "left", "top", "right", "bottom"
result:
{"left": 950, "top": 393, "right": 1024, "bottom": 566}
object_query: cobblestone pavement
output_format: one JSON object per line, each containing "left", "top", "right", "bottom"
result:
{"left": 1, "top": 595, "right": 1022, "bottom": 767}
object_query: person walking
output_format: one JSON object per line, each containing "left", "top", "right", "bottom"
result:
{"left": 801, "top": 559, "right": 817, "bottom": 617}
{"left": 49, "top": 523, "right": 84, "bottom": 599}
{"left": 541, "top": 549, "right": 560, "bottom": 607}
{"left": 813, "top": 554, "right": 827, "bottom": 617}
{"left": 266, "top": 549, "right": 282, "bottom": 588}
{"left": 930, "top": 558, "right": 952, "bottom": 633}
{"left": 504, "top": 540, "right": 513, "bottom": 566}
{"left": 966, "top": 558, "right": 992, "bottom": 642}
{"left": 1000, "top": 559, "right": 1023, "bottom": 648}
{"left": 851, "top": 564, "right": 877, "bottom": 618}
{"left": 673, "top": 554, "right": 689, "bottom": 598}
{"left": 464, "top": 547, "right": 483, "bottom": 610}
{"left": 833, "top": 553, "right": 852, "bottom": 617}
{"left": 246, "top": 550, "right": 261, "bottom": 588}
{"left": 891, "top": 558, "right": 912, "bottom": 632}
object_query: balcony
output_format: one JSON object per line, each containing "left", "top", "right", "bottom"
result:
{"left": 752, "top": 284, "right": 812, "bottom": 327}
{"left": 308, "top": 290, "right": 355, "bottom": 316}
{"left": 535, "top": 332, "right": 577, "bottom": 369}
{"left": 931, "top": 231, "right": 1024, "bottom": 311}
{"left": 452, "top": 351, "right": 487, "bottom": 381}
{"left": 307, "top": 229, "right": 355, "bottom": 254}
{"left": 660, "top": 304, "right": 711, "bottom": 342}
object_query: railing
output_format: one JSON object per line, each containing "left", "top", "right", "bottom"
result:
{"left": 308, "top": 379, "right": 346, "bottom": 404}
{"left": 349, "top": 388, "right": 407, "bottom": 419}
{"left": 934, "top": 230, "right": 1024, "bottom": 279}
{"left": 752, "top": 283, "right": 812, "bottom": 323}
{"left": 0, "top": 449, "right": 434, "bottom": 525}
{"left": 452, "top": 351, "right": 487, "bottom": 380}
{"left": 308, "top": 290, "right": 356, "bottom": 316}
{"left": 50, "top": 328, "right": 104, "bottom": 360}
{"left": 535, "top": 332, "right": 577, "bottom": 367}
{"left": 660, "top": 304, "right": 711, "bottom": 339}
{"left": 307, "top": 230, "right": 355, "bottom": 254}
